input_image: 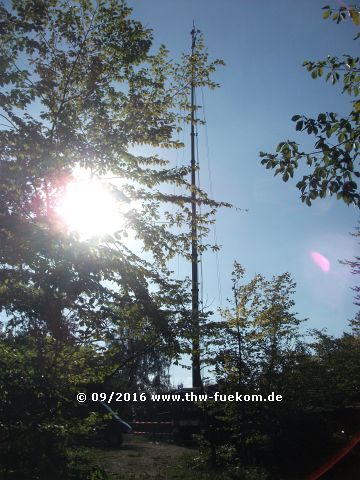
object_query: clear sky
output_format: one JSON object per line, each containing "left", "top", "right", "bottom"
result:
{"left": 126, "top": 0, "right": 359, "bottom": 385}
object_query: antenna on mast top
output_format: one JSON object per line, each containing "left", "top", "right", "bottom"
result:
{"left": 191, "top": 20, "right": 195, "bottom": 32}
{"left": 191, "top": 22, "right": 195, "bottom": 50}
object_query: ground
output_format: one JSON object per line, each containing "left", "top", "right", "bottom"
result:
{"left": 89, "top": 435, "right": 360, "bottom": 479}
{"left": 92, "top": 436, "right": 195, "bottom": 479}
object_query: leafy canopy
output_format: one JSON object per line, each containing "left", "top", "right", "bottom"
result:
{"left": 260, "top": 4, "right": 360, "bottom": 208}
{"left": 0, "top": 1, "right": 226, "bottom": 476}
{"left": 0, "top": 0, "right": 226, "bottom": 346}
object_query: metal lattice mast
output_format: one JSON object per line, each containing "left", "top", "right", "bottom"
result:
{"left": 190, "top": 24, "right": 202, "bottom": 390}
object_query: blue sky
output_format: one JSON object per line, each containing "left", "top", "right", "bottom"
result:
{"left": 127, "top": 0, "right": 359, "bottom": 384}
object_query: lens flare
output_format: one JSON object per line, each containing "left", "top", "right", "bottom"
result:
{"left": 310, "top": 252, "right": 330, "bottom": 273}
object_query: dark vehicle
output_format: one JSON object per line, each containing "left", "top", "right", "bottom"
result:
{"left": 89, "top": 401, "right": 132, "bottom": 447}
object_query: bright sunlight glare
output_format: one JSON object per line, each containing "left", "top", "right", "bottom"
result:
{"left": 56, "top": 168, "right": 125, "bottom": 239}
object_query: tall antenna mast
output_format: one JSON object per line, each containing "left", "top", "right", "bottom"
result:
{"left": 190, "top": 23, "right": 202, "bottom": 390}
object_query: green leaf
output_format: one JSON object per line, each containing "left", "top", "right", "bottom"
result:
{"left": 350, "top": 10, "right": 360, "bottom": 26}
{"left": 338, "top": 132, "right": 346, "bottom": 143}
{"left": 345, "top": 142, "right": 353, "bottom": 152}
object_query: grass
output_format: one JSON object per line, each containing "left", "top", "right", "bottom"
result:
{"left": 93, "top": 450, "right": 269, "bottom": 480}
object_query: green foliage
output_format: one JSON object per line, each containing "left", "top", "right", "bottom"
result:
{"left": 202, "top": 264, "right": 305, "bottom": 471}
{"left": 0, "top": 0, "right": 227, "bottom": 360}
{"left": 204, "top": 262, "right": 360, "bottom": 475}
{"left": 164, "top": 451, "right": 269, "bottom": 480}
{"left": 0, "top": 0, "right": 226, "bottom": 477}
{"left": 87, "top": 466, "right": 110, "bottom": 480}
{"left": 208, "top": 263, "right": 304, "bottom": 390}
{"left": 0, "top": 334, "right": 107, "bottom": 478}
{"left": 322, "top": 4, "right": 360, "bottom": 31}
{"left": 309, "top": 328, "right": 360, "bottom": 406}
{"left": 260, "top": 4, "right": 360, "bottom": 207}
{"left": 340, "top": 223, "right": 360, "bottom": 313}
{"left": 339, "top": 223, "right": 360, "bottom": 341}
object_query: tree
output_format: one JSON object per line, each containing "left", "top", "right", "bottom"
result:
{"left": 260, "top": 4, "right": 360, "bottom": 208}
{"left": 0, "top": 335, "right": 107, "bottom": 478}
{"left": 309, "top": 327, "right": 360, "bottom": 406}
{"left": 339, "top": 223, "right": 360, "bottom": 338}
{"left": 0, "top": 0, "right": 227, "bottom": 355}
{"left": 213, "top": 264, "right": 304, "bottom": 390}
{"left": 205, "top": 264, "right": 360, "bottom": 475}
{"left": 340, "top": 223, "right": 360, "bottom": 304}
{"left": 205, "top": 264, "right": 305, "bottom": 468}
{"left": 0, "top": 1, "right": 225, "bottom": 476}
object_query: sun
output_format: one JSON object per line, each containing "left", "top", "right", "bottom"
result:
{"left": 56, "top": 168, "right": 124, "bottom": 239}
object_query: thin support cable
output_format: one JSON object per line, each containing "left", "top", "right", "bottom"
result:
{"left": 178, "top": 112, "right": 187, "bottom": 279}
{"left": 168, "top": 113, "right": 181, "bottom": 275}
{"left": 195, "top": 124, "right": 204, "bottom": 313}
{"left": 194, "top": 89, "right": 204, "bottom": 313}
{"left": 201, "top": 87, "right": 223, "bottom": 309}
